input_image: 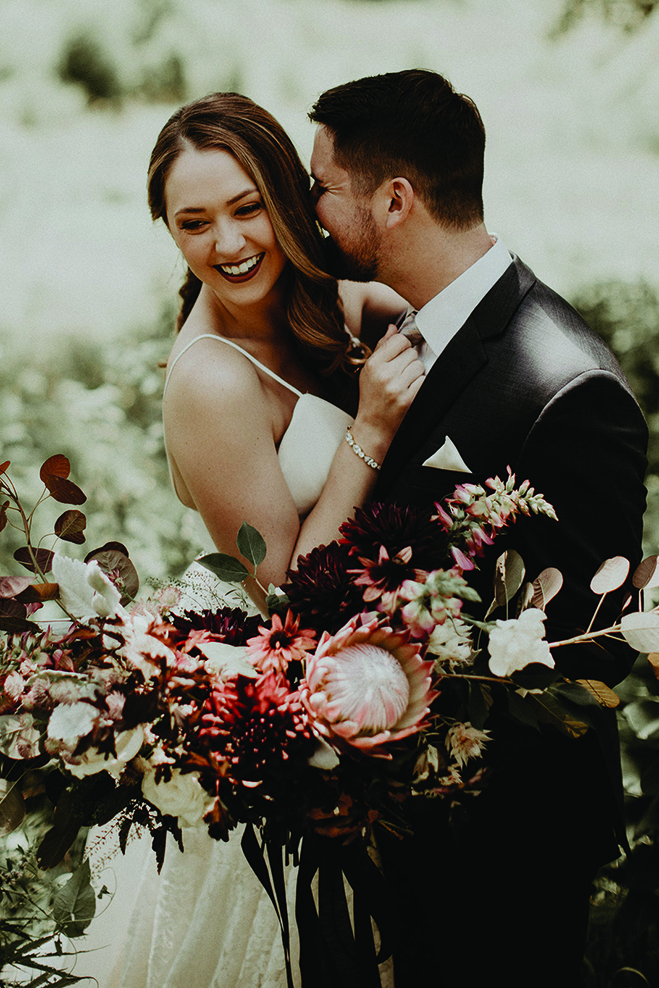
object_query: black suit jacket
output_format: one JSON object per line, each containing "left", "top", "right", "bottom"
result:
{"left": 373, "top": 254, "right": 648, "bottom": 862}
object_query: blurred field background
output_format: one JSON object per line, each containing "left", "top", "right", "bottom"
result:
{"left": 2, "top": 1, "right": 659, "bottom": 981}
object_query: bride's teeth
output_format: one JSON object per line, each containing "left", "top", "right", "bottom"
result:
{"left": 220, "top": 254, "right": 262, "bottom": 275}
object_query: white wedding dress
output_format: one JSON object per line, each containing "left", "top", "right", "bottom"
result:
{"left": 80, "top": 336, "right": 391, "bottom": 988}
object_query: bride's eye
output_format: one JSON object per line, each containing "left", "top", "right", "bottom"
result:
{"left": 235, "top": 202, "right": 262, "bottom": 217}
{"left": 180, "top": 219, "right": 207, "bottom": 231}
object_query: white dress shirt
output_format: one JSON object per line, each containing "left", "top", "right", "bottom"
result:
{"left": 413, "top": 235, "right": 513, "bottom": 371}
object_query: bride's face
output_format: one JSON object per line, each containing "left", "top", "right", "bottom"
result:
{"left": 165, "top": 148, "right": 288, "bottom": 309}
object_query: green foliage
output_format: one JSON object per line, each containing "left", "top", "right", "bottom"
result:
{"left": 554, "top": 0, "right": 658, "bottom": 35}
{"left": 0, "top": 308, "right": 198, "bottom": 584}
{"left": 58, "top": 34, "right": 122, "bottom": 104}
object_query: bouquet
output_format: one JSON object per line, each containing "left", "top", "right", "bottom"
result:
{"left": 2, "top": 455, "right": 659, "bottom": 987}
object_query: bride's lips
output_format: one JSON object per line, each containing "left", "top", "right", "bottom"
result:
{"left": 215, "top": 252, "right": 265, "bottom": 283}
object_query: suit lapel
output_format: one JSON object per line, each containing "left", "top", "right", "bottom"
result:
{"left": 375, "top": 255, "right": 537, "bottom": 496}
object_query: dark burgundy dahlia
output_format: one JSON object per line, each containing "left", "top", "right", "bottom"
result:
{"left": 340, "top": 503, "right": 449, "bottom": 572}
{"left": 171, "top": 606, "right": 260, "bottom": 645}
{"left": 282, "top": 541, "right": 365, "bottom": 635}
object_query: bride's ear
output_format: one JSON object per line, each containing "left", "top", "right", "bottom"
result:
{"left": 382, "top": 177, "right": 414, "bottom": 231}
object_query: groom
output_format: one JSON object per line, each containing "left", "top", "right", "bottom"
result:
{"left": 309, "top": 70, "right": 648, "bottom": 986}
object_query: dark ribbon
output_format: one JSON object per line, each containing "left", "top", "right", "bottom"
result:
{"left": 296, "top": 833, "right": 392, "bottom": 988}
{"left": 242, "top": 826, "right": 393, "bottom": 988}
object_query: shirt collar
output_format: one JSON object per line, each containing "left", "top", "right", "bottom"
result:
{"left": 414, "top": 235, "right": 513, "bottom": 360}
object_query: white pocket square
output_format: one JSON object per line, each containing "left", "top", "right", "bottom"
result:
{"left": 422, "top": 436, "right": 472, "bottom": 473}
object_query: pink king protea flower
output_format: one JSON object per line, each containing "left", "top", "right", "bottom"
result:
{"left": 299, "top": 616, "right": 437, "bottom": 759}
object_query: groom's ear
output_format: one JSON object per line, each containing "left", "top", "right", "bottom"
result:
{"left": 380, "top": 177, "right": 414, "bottom": 230}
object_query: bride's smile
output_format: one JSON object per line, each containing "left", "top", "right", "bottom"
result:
{"left": 165, "top": 147, "right": 287, "bottom": 310}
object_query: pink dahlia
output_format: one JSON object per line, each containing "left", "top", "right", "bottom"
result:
{"left": 246, "top": 611, "right": 316, "bottom": 674}
{"left": 299, "top": 616, "right": 437, "bottom": 758}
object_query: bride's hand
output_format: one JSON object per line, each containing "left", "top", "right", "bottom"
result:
{"left": 353, "top": 324, "right": 425, "bottom": 452}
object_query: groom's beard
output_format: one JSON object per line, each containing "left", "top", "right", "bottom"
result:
{"left": 320, "top": 208, "right": 380, "bottom": 282}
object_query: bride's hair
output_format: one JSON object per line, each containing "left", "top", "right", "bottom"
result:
{"left": 148, "top": 92, "right": 363, "bottom": 373}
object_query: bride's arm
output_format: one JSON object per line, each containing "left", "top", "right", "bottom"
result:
{"left": 164, "top": 332, "right": 423, "bottom": 602}
{"left": 339, "top": 281, "right": 408, "bottom": 348}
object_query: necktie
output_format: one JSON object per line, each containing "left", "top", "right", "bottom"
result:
{"left": 399, "top": 308, "right": 423, "bottom": 347}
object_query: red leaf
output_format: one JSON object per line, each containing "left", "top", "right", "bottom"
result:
{"left": 42, "top": 477, "right": 87, "bottom": 505}
{"left": 0, "top": 500, "right": 9, "bottom": 533}
{"left": 0, "top": 575, "right": 34, "bottom": 598}
{"left": 14, "top": 546, "right": 55, "bottom": 574}
{"left": 54, "top": 509, "right": 87, "bottom": 544}
{"left": 0, "top": 599, "right": 27, "bottom": 618}
{"left": 84, "top": 541, "right": 129, "bottom": 561}
{"left": 85, "top": 546, "right": 139, "bottom": 602}
{"left": 633, "top": 555, "right": 659, "bottom": 590}
{"left": 40, "top": 454, "right": 70, "bottom": 482}
{"left": 0, "top": 460, "right": 10, "bottom": 476}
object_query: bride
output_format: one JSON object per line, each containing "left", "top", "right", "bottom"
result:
{"left": 80, "top": 93, "right": 423, "bottom": 987}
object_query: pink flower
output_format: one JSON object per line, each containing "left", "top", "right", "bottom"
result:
{"left": 299, "top": 616, "right": 437, "bottom": 758}
{"left": 246, "top": 611, "right": 316, "bottom": 674}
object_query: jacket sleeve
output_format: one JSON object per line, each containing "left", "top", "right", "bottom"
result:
{"left": 503, "top": 369, "right": 648, "bottom": 686}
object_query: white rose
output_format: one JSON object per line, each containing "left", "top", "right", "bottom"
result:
{"left": 65, "top": 725, "right": 145, "bottom": 779}
{"left": 47, "top": 701, "right": 98, "bottom": 748}
{"left": 487, "top": 608, "right": 554, "bottom": 678}
{"left": 142, "top": 767, "right": 210, "bottom": 828}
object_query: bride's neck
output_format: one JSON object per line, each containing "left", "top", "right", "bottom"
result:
{"left": 200, "top": 283, "right": 288, "bottom": 345}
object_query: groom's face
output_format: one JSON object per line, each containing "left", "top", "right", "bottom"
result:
{"left": 310, "top": 126, "right": 381, "bottom": 282}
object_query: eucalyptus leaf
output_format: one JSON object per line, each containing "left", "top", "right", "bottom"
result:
{"left": 633, "top": 554, "right": 659, "bottom": 590}
{"left": 620, "top": 611, "right": 659, "bottom": 653}
{"left": 198, "top": 552, "right": 249, "bottom": 584}
{"left": 493, "top": 550, "right": 526, "bottom": 608}
{"left": 531, "top": 567, "right": 563, "bottom": 610}
{"left": 236, "top": 521, "right": 267, "bottom": 568}
{"left": 590, "top": 556, "right": 630, "bottom": 595}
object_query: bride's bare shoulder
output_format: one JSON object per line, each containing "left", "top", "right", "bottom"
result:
{"left": 338, "top": 281, "right": 407, "bottom": 347}
{"left": 164, "top": 331, "right": 263, "bottom": 410}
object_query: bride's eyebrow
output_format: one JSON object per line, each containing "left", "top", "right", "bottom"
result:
{"left": 174, "top": 187, "right": 260, "bottom": 217}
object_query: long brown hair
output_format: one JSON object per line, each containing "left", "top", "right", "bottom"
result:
{"left": 148, "top": 92, "right": 363, "bottom": 372}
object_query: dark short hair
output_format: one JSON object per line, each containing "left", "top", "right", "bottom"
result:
{"left": 309, "top": 69, "right": 485, "bottom": 229}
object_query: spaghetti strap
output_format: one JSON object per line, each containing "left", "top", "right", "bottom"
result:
{"left": 163, "top": 334, "right": 304, "bottom": 398}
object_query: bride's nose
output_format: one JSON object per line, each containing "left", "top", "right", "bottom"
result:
{"left": 213, "top": 219, "right": 246, "bottom": 258}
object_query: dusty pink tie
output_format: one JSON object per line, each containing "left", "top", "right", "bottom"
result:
{"left": 399, "top": 308, "right": 423, "bottom": 347}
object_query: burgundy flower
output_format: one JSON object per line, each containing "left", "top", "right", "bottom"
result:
{"left": 171, "top": 606, "right": 260, "bottom": 645}
{"left": 340, "top": 503, "right": 449, "bottom": 569}
{"left": 282, "top": 542, "right": 365, "bottom": 635}
{"left": 197, "top": 672, "right": 315, "bottom": 788}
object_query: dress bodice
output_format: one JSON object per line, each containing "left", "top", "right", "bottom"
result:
{"left": 163, "top": 334, "right": 353, "bottom": 517}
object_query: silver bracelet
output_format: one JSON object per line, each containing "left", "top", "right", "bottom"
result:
{"left": 344, "top": 426, "right": 381, "bottom": 471}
